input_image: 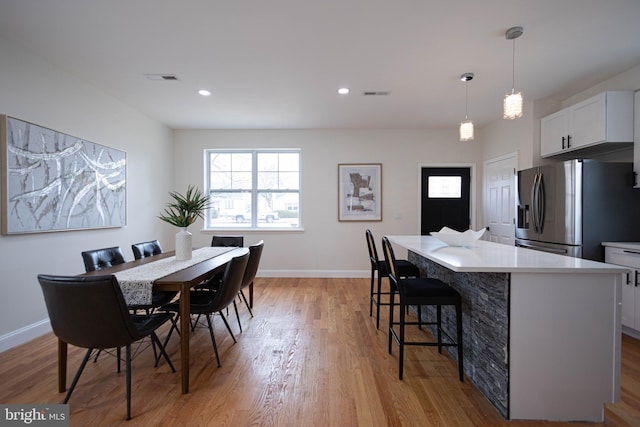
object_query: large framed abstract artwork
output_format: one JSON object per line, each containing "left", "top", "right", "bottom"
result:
{"left": 338, "top": 163, "right": 382, "bottom": 221}
{"left": 1, "top": 115, "right": 126, "bottom": 235}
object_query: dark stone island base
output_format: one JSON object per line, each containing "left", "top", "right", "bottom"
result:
{"left": 408, "top": 251, "right": 510, "bottom": 418}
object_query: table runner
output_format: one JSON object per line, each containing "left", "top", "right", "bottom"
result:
{"left": 115, "top": 247, "right": 235, "bottom": 306}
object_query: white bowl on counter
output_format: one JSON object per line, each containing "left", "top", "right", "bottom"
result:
{"left": 430, "top": 227, "right": 486, "bottom": 247}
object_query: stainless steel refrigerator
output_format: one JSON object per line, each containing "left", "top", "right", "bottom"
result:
{"left": 515, "top": 159, "right": 640, "bottom": 261}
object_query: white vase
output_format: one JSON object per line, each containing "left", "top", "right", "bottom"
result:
{"left": 175, "top": 227, "right": 192, "bottom": 261}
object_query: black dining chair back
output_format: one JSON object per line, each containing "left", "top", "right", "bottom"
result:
{"left": 37, "top": 274, "right": 175, "bottom": 420}
{"left": 211, "top": 235, "right": 244, "bottom": 247}
{"left": 209, "top": 252, "right": 249, "bottom": 312}
{"left": 81, "top": 246, "right": 126, "bottom": 272}
{"left": 131, "top": 240, "right": 162, "bottom": 260}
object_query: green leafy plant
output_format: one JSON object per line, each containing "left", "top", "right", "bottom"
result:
{"left": 158, "top": 185, "right": 209, "bottom": 227}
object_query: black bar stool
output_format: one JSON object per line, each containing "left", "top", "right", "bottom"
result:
{"left": 382, "top": 236, "right": 463, "bottom": 381}
{"left": 365, "top": 229, "right": 420, "bottom": 329}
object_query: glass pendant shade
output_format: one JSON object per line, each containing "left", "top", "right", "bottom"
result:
{"left": 459, "top": 120, "right": 474, "bottom": 141}
{"left": 503, "top": 91, "right": 523, "bottom": 119}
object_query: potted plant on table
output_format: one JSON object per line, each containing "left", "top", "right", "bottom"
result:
{"left": 158, "top": 185, "right": 209, "bottom": 261}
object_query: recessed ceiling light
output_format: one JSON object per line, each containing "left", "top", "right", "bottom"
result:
{"left": 198, "top": 89, "right": 211, "bottom": 96}
{"left": 338, "top": 87, "right": 350, "bottom": 95}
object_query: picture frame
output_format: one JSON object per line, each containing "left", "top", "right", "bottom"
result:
{"left": 1, "top": 115, "right": 127, "bottom": 235}
{"left": 338, "top": 163, "right": 382, "bottom": 221}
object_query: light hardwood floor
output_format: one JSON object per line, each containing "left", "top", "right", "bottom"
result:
{"left": 1, "top": 278, "right": 639, "bottom": 426}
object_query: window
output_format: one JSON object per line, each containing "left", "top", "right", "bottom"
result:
{"left": 427, "top": 176, "right": 462, "bottom": 198}
{"left": 205, "top": 149, "right": 301, "bottom": 229}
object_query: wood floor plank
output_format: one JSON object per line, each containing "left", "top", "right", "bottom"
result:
{"left": 0, "top": 277, "right": 638, "bottom": 426}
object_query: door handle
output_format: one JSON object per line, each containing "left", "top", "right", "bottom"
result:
{"left": 561, "top": 136, "right": 566, "bottom": 149}
{"left": 537, "top": 173, "right": 545, "bottom": 233}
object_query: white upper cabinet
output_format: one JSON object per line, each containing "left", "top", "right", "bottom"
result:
{"left": 541, "top": 91, "right": 634, "bottom": 158}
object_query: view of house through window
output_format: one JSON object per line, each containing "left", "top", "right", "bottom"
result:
{"left": 205, "top": 149, "right": 301, "bottom": 229}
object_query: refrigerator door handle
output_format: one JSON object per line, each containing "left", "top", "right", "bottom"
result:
{"left": 516, "top": 241, "right": 569, "bottom": 255}
{"left": 537, "top": 172, "right": 545, "bottom": 234}
{"left": 531, "top": 173, "right": 539, "bottom": 233}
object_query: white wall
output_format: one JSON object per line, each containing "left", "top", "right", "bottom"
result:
{"left": 0, "top": 37, "right": 174, "bottom": 348}
{"left": 173, "top": 129, "right": 482, "bottom": 276}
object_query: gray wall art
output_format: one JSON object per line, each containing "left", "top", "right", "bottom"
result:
{"left": 1, "top": 116, "right": 126, "bottom": 234}
{"left": 338, "top": 163, "right": 382, "bottom": 221}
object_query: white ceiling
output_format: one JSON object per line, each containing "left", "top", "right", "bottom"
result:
{"left": 1, "top": 0, "right": 640, "bottom": 130}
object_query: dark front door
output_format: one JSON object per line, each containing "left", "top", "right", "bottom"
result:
{"left": 421, "top": 167, "right": 471, "bottom": 235}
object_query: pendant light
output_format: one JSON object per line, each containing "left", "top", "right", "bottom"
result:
{"left": 459, "top": 72, "right": 474, "bottom": 141}
{"left": 503, "top": 26, "right": 524, "bottom": 119}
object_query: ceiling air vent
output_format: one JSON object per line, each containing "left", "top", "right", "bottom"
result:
{"left": 363, "top": 91, "right": 390, "bottom": 96}
{"left": 144, "top": 73, "right": 179, "bottom": 81}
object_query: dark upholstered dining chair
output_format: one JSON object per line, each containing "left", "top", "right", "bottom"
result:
{"left": 160, "top": 252, "right": 249, "bottom": 367}
{"left": 211, "top": 235, "right": 244, "bottom": 247}
{"left": 381, "top": 236, "right": 463, "bottom": 381}
{"left": 131, "top": 239, "right": 163, "bottom": 259}
{"left": 80, "top": 246, "right": 129, "bottom": 365}
{"left": 81, "top": 246, "right": 126, "bottom": 272}
{"left": 366, "top": 229, "right": 420, "bottom": 329}
{"left": 37, "top": 274, "right": 175, "bottom": 420}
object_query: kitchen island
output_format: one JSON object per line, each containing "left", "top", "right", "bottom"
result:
{"left": 387, "top": 235, "right": 627, "bottom": 422}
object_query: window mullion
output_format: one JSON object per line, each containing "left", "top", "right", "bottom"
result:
{"left": 251, "top": 152, "right": 258, "bottom": 228}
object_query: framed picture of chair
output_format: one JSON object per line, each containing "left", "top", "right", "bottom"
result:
{"left": 338, "top": 163, "right": 382, "bottom": 221}
{"left": 1, "top": 115, "right": 127, "bottom": 234}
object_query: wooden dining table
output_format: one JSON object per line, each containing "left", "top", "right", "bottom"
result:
{"left": 59, "top": 247, "right": 249, "bottom": 394}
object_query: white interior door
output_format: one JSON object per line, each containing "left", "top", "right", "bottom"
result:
{"left": 484, "top": 154, "right": 516, "bottom": 244}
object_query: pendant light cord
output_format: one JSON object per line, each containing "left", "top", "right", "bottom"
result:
{"left": 511, "top": 38, "right": 516, "bottom": 94}
{"left": 465, "top": 80, "right": 469, "bottom": 120}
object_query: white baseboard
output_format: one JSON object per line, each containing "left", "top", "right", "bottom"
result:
{"left": 0, "top": 318, "right": 51, "bottom": 353}
{"left": 622, "top": 326, "right": 640, "bottom": 341}
{"left": 257, "top": 270, "right": 369, "bottom": 278}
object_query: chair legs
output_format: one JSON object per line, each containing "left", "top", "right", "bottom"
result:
{"left": 205, "top": 314, "right": 221, "bottom": 367}
{"left": 371, "top": 271, "right": 392, "bottom": 330}
{"left": 163, "top": 311, "right": 238, "bottom": 368}
{"left": 150, "top": 332, "right": 176, "bottom": 372}
{"left": 389, "top": 299, "right": 464, "bottom": 381}
{"left": 64, "top": 348, "right": 93, "bottom": 404}
{"left": 125, "top": 345, "right": 131, "bottom": 420}
{"left": 239, "top": 290, "right": 253, "bottom": 317}
{"left": 232, "top": 300, "right": 242, "bottom": 332}
{"left": 369, "top": 270, "right": 376, "bottom": 317}
{"left": 455, "top": 301, "right": 464, "bottom": 382}
{"left": 66, "top": 340, "right": 174, "bottom": 421}
{"left": 375, "top": 274, "right": 384, "bottom": 330}
{"left": 233, "top": 290, "right": 254, "bottom": 332}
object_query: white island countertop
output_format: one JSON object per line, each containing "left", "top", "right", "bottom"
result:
{"left": 387, "top": 235, "right": 629, "bottom": 274}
